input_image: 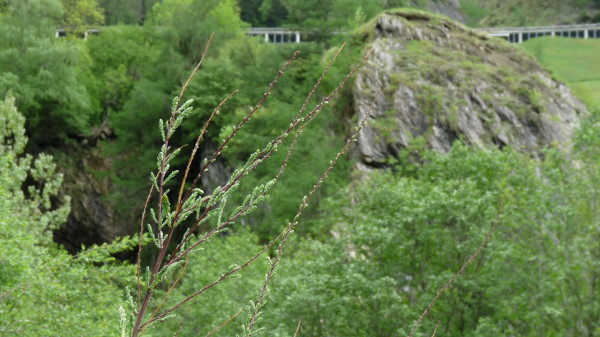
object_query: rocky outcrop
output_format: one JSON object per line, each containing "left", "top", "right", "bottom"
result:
{"left": 53, "top": 144, "right": 128, "bottom": 254}
{"left": 352, "top": 10, "right": 587, "bottom": 167}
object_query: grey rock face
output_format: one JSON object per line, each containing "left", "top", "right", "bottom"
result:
{"left": 353, "top": 11, "right": 587, "bottom": 166}
{"left": 53, "top": 146, "right": 128, "bottom": 254}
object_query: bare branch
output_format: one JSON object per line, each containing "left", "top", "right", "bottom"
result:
{"left": 430, "top": 321, "right": 440, "bottom": 337}
{"left": 177, "top": 33, "right": 215, "bottom": 105}
{"left": 293, "top": 318, "right": 303, "bottom": 337}
{"left": 176, "top": 89, "right": 238, "bottom": 213}
{"left": 136, "top": 183, "right": 154, "bottom": 308}
{"left": 205, "top": 308, "right": 243, "bottom": 337}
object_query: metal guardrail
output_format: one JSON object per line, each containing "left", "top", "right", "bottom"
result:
{"left": 56, "top": 23, "right": 600, "bottom": 44}
{"left": 474, "top": 23, "right": 600, "bottom": 43}
{"left": 55, "top": 28, "right": 100, "bottom": 39}
{"left": 246, "top": 27, "right": 301, "bottom": 43}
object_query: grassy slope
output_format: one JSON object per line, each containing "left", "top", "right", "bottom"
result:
{"left": 460, "top": 0, "right": 600, "bottom": 27}
{"left": 521, "top": 36, "right": 600, "bottom": 110}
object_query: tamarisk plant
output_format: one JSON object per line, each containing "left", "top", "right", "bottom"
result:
{"left": 126, "top": 34, "right": 374, "bottom": 337}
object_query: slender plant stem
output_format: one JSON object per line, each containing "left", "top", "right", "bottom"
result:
{"left": 146, "top": 106, "right": 373, "bottom": 328}
{"left": 133, "top": 40, "right": 374, "bottom": 336}
{"left": 132, "top": 34, "right": 214, "bottom": 337}
{"left": 430, "top": 321, "right": 440, "bottom": 337}
{"left": 205, "top": 308, "right": 243, "bottom": 337}
{"left": 293, "top": 318, "right": 303, "bottom": 337}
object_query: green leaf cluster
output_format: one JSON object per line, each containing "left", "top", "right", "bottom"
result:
{"left": 0, "top": 0, "right": 97, "bottom": 148}
{"left": 0, "top": 94, "right": 136, "bottom": 336}
{"left": 263, "top": 138, "right": 600, "bottom": 336}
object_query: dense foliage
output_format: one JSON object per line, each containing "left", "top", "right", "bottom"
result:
{"left": 266, "top": 136, "right": 600, "bottom": 336}
{"left": 0, "top": 94, "right": 134, "bottom": 336}
{"left": 1, "top": 0, "right": 600, "bottom": 336}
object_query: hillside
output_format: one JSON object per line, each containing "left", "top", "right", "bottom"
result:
{"left": 459, "top": 0, "right": 600, "bottom": 27}
{"left": 522, "top": 36, "right": 600, "bottom": 109}
{"left": 237, "top": 0, "right": 600, "bottom": 36}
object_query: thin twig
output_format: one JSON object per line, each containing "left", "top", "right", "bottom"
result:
{"left": 147, "top": 106, "right": 373, "bottom": 328}
{"left": 430, "top": 321, "right": 440, "bottom": 337}
{"left": 140, "top": 256, "right": 191, "bottom": 336}
{"left": 408, "top": 199, "right": 503, "bottom": 337}
{"left": 136, "top": 183, "right": 154, "bottom": 307}
{"left": 177, "top": 33, "right": 215, "bottom": 105}
{"left": 205, "top": 308, "right": 243, "bottom": 337}
{"left": 173, "top": 299, "right": 196, "bottom": 337}
{"left": 176, "top": 89, "right": 238, "bottom": 213}
{"left": 167, "top": 47, "right": 373, "bottom": 267}
{"left": 294, "top": 43, "right": 346, "bottom": 122}
{"left": 293, "top": 317, "right": 303, "bottom": 337}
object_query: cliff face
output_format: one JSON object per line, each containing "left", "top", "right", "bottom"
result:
{"left": 53, "top": 138, "right": 230, "bottom": 254}
{"left": 353, "top": 11, "right": 587, "bottom": 167}
{"left": 53, "top": 145, "right": 126, "bottom": 253}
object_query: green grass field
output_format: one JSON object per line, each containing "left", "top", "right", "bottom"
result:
{"left": 522, "top": 37, "right": 600, "bottom": 110}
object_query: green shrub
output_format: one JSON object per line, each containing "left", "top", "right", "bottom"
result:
{"left": 0, "top": 94, "right": 135, "bottom": 336}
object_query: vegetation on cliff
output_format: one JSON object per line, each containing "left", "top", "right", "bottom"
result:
{"left": 352, "top": 10, "right": 586, "bottom": 165}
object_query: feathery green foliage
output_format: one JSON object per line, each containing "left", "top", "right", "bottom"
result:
{"left": 265, "top": 140, "right": 600, "bottom": 336}
{"left": 0, "top": 94, "right": 137, "bottom": 336}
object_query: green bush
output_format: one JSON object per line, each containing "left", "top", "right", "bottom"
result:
{"left": 264, "top": 141, "right": 600, "bottom": 336}
{"left": 0, "top": 94, "right": 135, "bottom": 336}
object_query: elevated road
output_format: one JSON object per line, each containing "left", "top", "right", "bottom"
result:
{"left": 474, "top": 23, "right": 600, "bottom": 43}
{"left": 56, "top": 23, "right": 600, "bottom": 44}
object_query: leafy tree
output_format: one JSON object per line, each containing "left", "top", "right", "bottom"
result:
{"left": 280, "top": 0, "right": 398, "bottom": 43}
{"left": 240, "top": 0, "right": 289, "bottom": 26}
{"left": 267, "top": 237, "right": 409, "bottom": 336}
{"left": 0, "top": 94, "right": 135, "bottom": 336}
{"left": 0, "top": 0, "right": 94, "bottom": 148}
{"left": 98, "top": 0, "right": 161, "bottom": 25}
{"left": 150, "top": 0, "right": 248, "bottom": 59}
{"left": 84, "top": 25, "right": 166, "bottom": 122}
{"left": 59, "top": 0, "right": 104, "bottom": 33}
{"left": 265, "top": 140, "right": 600, "bottom": 336}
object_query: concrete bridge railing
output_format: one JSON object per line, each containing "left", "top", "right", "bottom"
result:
{"left": 246, "top": 27, "right": 302, "bottom": 43}
{"left": 56, "top": 23, "right": 600, "bottom": 44}
{"left": 54, "top": 27, "right": 302, "bottom": 43}
{"left": 474, "top": 23, "right": 600, "bottom": 43}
